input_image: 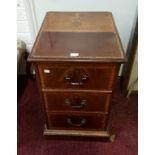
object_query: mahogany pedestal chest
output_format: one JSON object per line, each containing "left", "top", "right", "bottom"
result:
{"left": 28, "top": 12, "right": 126, "bottom": 140}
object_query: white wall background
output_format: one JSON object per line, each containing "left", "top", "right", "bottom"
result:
{"left": 33, "top": 0, "right": 138, "bottom": 53}
{"left": 17, "top": 0, "right": 33, "bottom": 52}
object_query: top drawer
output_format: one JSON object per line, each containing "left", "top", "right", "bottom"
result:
{"left": 37, "top": 63, "right": 118, "bottom": 90}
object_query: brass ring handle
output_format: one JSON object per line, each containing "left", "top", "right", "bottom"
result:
{"left": 66, "top": 118, "right": 86, "bottom": 127}
{"left": 64, "top": 99, "right": 87, "bottom": 109}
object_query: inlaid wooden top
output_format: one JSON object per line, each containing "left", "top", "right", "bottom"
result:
{"left": 28, "top": 12, "right": 126, "bottom": 62}
{"left": 42, "top": 12, "right": 116, "bottom": 32}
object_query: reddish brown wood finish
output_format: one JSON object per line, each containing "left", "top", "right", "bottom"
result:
{"left": 31, "top": 32, "right": 124, "bottom": 61}
{"left": 47, "top": 112, "right": 107, "bottom": 130}
{"left": 27, "top": 12, "right": 126, "bottom": 139}
{"left": 41, "top": 12, "right": 116, "bottom": 32}
{"left": 43, "top": 92, "right": 111, "bottom": 113}
{"left": 28, "top": 12, "right": 127, "bottom": 63}
{"left": 38, "top": 63, "right": 117, "bottom": 90}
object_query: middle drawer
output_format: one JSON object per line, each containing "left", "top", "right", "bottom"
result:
{"left": 43, "top": 92, "right": 111, "bottom": 113}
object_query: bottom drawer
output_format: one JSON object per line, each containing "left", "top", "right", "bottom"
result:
{"left": 47, "top": 113, "right": 107, "bottom": 131}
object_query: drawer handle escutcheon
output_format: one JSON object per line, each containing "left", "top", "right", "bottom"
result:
{"left": 66, "top": 118, "right": 86, "bottom": 127}
{"left": 64, "top": 74, "right": 89, "bottom": 86}
{"left": 64, "top": 99, "right": 87, "bottom": 109}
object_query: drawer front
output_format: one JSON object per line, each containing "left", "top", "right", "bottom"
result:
{"left": 47, "top": 113, "right": 107, "bottom": 130}
{"left": 38, "top": 63, "right": 118, "bottom": 90}
{"left": 43, "top": 92, "right": 111, "bottom": 113}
